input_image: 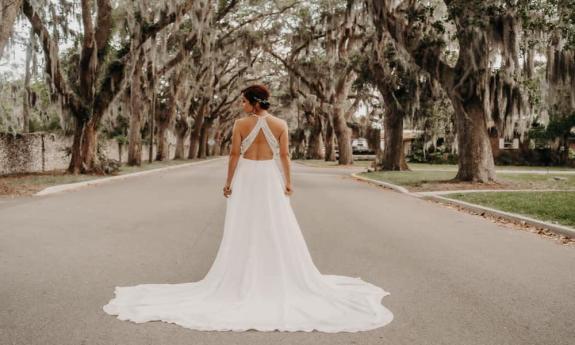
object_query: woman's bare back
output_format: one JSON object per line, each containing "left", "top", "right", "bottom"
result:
{"left": 240, "top": 114, "right": 285, "bottom": 161}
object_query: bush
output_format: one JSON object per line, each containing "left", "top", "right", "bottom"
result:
{"left": 496, "top": 151, "right": 515, "bottom": 165}
{"left": 407, "top": 144, "right": 457, "bottom": 164}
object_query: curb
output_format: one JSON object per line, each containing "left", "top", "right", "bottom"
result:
{"left": 350, "top": 172, "right": 411, "bottom": 194}
{"left": 423, "top": 194, "right": 575, "bottom": 239}
{"left": 34, "top": 156, "right": 226, "bottom": 196}
{"left": 350, "top": 171, "right": 575, "bottom": 239}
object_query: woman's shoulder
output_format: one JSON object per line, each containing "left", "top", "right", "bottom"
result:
{"left": 237, "top": 113, "right": 285, "bottom": 125}
{"left": 267, "top": 114, "right": 288, "bottom": 128}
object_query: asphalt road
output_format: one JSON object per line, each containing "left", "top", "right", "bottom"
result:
{"left": 1, "top": 157, "right": 574, "bottom": 345}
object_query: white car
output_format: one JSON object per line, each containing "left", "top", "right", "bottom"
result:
{"left": 352, "top": 138, "right": 373, "bottom": 154}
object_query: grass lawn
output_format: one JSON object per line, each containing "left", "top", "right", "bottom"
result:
{"left": 295, "top": 159, "right": 575, "bottom": 173}
{"left": 0, "top": 156, "right": 222, "bottom": 196}
{"left": 359, "top": 170, "right": 575, "bottom": 192}
{"left": 444, "top": 191, "right": 575, "bottom": 228}
{"left": 409, "top": 163, "right": 575, "bottom": 171}
{"left": 361, "top": 170, "right": 458, "bottom": 187}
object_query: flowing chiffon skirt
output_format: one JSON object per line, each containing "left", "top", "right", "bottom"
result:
{"left": 102, "top": 156, "right": 394, "bottom": 332}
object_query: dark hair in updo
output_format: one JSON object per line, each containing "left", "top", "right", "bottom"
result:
{"left": 241, "top": 84, "right": 271, "bottom": 110}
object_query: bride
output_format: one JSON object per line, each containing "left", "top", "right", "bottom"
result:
{"left": 102, "top": 84, "right": 394, "bottom": 333}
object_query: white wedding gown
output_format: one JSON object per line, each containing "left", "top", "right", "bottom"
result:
{"left": 102, "top": 113, "right": 394, "bottom": 332}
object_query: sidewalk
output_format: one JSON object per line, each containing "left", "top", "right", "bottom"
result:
{"left": 350, "top": 172, "right": 575, "bottom": 239}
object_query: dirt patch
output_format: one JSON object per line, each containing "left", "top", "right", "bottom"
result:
{"left": 408, "top": 178, "right": 520, "bottom": 192}
{"left": 0, "top": 181, "right": 43, "bottom": 196}
{"left": 0, "top": 170, "right": 100, "bottom": 197}
{"left": 295, "top": 160, "right": 371, "bottom": 169}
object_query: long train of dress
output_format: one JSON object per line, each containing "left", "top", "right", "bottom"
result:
{"left": 102, "top": 116, "right": 394, "bottom": 332}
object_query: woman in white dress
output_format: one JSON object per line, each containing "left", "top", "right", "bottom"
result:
{"left": 102, "top": 84, "right": 394, "bottom": 333}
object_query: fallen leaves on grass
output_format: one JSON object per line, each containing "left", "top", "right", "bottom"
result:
{"left": 0, "top": 170, "right": 89, "bottom": 197}
{"left": 409, "top": 179, "right": 512, "bottom": 192}
{"left": 434, "top": 200, "right": 575, "bottom": 246}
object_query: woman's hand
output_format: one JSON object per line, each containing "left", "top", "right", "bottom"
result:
{"left": 285, "top": 184, "right": 293, "bottom": 196}
{"left": 223, "top": 185, "right": 232, "bottom": 198}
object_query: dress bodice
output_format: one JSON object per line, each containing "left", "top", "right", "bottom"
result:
{"left": 240, "top": 113, "right": 280, "bottom": 159}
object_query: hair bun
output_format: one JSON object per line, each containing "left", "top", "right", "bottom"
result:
{"left": 241, "top": 84, "right": 271, "bottom": 110}
{"left": 260, "top": 100, "right": 270, "bottom": 110}
{"left": 253, "top": 96, "right": 270, "bottom": 109}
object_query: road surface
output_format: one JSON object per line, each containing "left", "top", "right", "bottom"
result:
{"left": 1, "top": 157, "right": 574, "bottom": 345}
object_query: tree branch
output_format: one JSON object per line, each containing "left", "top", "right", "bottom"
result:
{"left": 142, "top": 0, "right": 196, "bottom": 41}
{"left": 156, "top": 34, "right": 198, "bottom": 76}
{"left": 369, "top": 0, "right": 454, "bottom": 87}
{"left": 265, "top": 47, "right": 328, "bottom": 103}
{"left": 216, "top": 3, "right": 298, "bottom": 47}
{"left": 215, "top": 0, "right": 240, "bottom": 22}
{"left": 95, "top": 0, "right": 113, "bottom": 57}
{"left": 94, "top": 0, "right": 199, "bottom": 118}
{"left": 22, "top": 0, "right": 85, "bottom": 117}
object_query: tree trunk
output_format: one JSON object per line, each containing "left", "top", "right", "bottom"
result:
{"left": 449, "top": 93, "right": 496, "bottom": 182}
{"left": 366, "top": 125, "right": 382, "bottom": 170}
{"left": 292, "top": 128, "right": 306, "bottom": 159}
{"left": 22, "top": 26, "right": 34, "bottom": 133}
{"left": 204, "top": 121, "right": 215, "bottom": 157}
{"left": 156, "top": 71, "right": 184, "bottom": 161}
{"left": 80, "top": 118, "right": 100, "bottom": 173}
{"left": 127, "top": 119, "right": 142, "bottom": 166}
{"left": 147, "top": 60, "right": 156, "bottom": 163}
{"left": 188, "top": 104, "right": 206, "bottom": 159}
{"left": 306, "top": 115, "right": 324, "bottom": 159}
{"left": 380, "top": 104, "right": 409, "bottom": 171}
{"left": 68, "top": 117, "right": 87, "bottom": 174}
{"left": 332, "top": 107, "right": 353, "bottom": 164}
{"left": 212, "top": 129, "right": 222, "bottom": 156}
{"left": 127, "top": 57, "right": 144, "bottom": 166}
{"left": 174, "top": 117, "right": 189, "bottom": 159}
{"left": 155, "top": 118, "right": 170, "bottom": 161}
{"left": 198, "top": 121, "right": 210, "bottom": 159}
{"left": 68, "top": 116, "right": 100, "bottom": 175}
{"left": 324, "top": 116, "right": 336, "bottom": 161}
{"left": 445, "top": 31, "right": 497, "bottom": 182}
{"left": 219, "top": 139, "right": 228, "bottom": 156}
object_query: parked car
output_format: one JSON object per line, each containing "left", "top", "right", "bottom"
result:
{"left": 352, "top": 138, "right": 374, "bottom": 154}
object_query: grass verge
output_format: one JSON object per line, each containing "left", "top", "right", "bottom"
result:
{"left": 444, "top": 191, "right": 575, "bottom": 228}
{"left": 0, "top": 157, "right": 222, "bottom": 197}
{"left": 359, "top": 170, "right": 575, "bottom": 192}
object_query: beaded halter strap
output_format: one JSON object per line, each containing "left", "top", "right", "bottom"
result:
{"left": 240, "top": 113, "right": 280, "bottom": 158}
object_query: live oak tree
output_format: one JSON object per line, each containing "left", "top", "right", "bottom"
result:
{"left": 21, "top": 0, "right": 201, "bottom": 173}
{"left": 532, "top": 0, "right": 575, "bottom": 162}
{"left": 267, "top": 0, "right": 369, "bottom": 165}
{"left": 3, "top": 0, "right": 572, "bottom": 176}
{"left": 19, "top": 0, "right": 241, "bottom": 173}
{"left": 367, "top": 0, "right": 536, "bottom": 182}
{"left": 365, "top": 34, "right": 421, "bottom": 171}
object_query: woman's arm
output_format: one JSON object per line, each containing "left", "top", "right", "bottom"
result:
{"left": 278, "top": 120, "right": 292, "bottom": 193}
{"left": 225, "top": 120, "right": 242, "bottom": 189}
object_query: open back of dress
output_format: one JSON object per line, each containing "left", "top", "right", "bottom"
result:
{"left": 102, "top": 113, "right": 394, "bottom": 332}
{"left": 240, "top": 113, "right": 280, "bottom": 160}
